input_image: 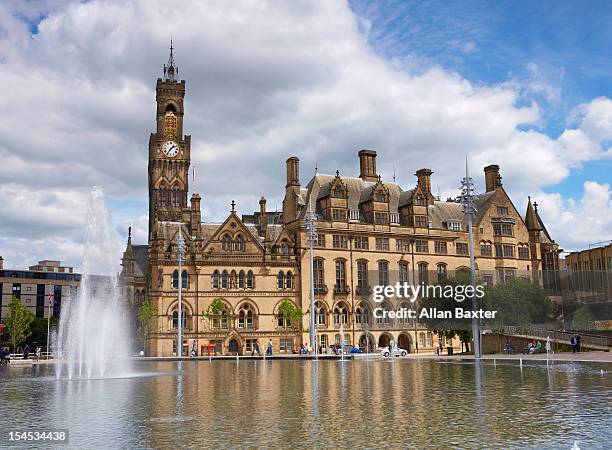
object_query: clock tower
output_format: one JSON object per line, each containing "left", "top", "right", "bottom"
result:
{"left": 148, "top": 41, "right": 191, "bottom": 237}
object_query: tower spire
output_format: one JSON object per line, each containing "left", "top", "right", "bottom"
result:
{"left": 163, "top": 39, "right": 178, "bottom": 82}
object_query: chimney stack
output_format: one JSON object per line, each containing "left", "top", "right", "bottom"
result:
{"left": 358, "top": 149, "right": 378, "bottom": 182}
{"left": 415, "top": 168, "right": 433, "bottom": 197}
{"left": 259, "top": 196, "right": 268, "bottom": 238}
{"left": 190, "top": 193, "right": 201, "bottom": 232}
{"left": 286, "top": 157, "right": 300, "bottom": 187}
{"left": 484, "top": 165, "right": 502, "bottom": 192}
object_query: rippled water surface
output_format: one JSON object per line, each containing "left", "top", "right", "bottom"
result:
{"left": 1, "top": 359, "right": 610, "bottom": 449}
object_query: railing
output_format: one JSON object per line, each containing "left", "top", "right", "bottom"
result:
{"left": 333, "top": 284, "right": 350, "bottom": 295}
{"left": 314, "top": 285, "right": 328, "bottom": 295}
{"left": 498, "top": 326, "right": 610, "bottom": 349}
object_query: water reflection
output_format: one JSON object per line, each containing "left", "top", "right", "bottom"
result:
{"left": 0, "top": 360, "right": 609, "bottom": 448}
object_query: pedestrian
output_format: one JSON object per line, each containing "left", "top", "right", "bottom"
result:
{"left": 570, "top": 334, "right": 578, "bottom": 353}
{"left": 191, "top": 339, "right": 198, "bottom": 358}
{"left": 266, "top": 339, "right": 273, "bottom": 356}
{"left": 35, "top": 347, "right": 41, "bottom": 362}
{"left": 438, "top": 337, "right": 443, "bottom": 356}
{"left": 251, "top": 340, "right": 261, "bottom": 356}
{"left": 23, "top": 344, "right": 30, "bottom": 360}
{"left": 576, "top": 334, "right": 581, "bottom": 353}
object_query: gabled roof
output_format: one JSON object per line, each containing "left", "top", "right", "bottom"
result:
{"left": 525, "top": 198, "right": 542, "bottom": 231}
{"left": 133, "top": 245, "right": 148, "bottom": 277}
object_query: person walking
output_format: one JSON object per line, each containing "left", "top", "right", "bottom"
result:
{"left": 23, "top": 344, "right": 30, "bottom": 360}
{"left": 35, "top": 347, "right": 41, "bottom": 362}
{"left": 570, "top": 334, "right": 578, "bottom": 353}
{"left": 251, "top": 340, "right": 261, "bottom": 356}
{"left": 576, "top": 334, "right": 581, "bottom": 353}
{"left": 266, "top": 339, "right": 273, "bottom": 356}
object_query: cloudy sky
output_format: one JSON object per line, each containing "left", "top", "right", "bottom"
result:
{"left": 0, "top": 0, "right": 610, "bottom": 270}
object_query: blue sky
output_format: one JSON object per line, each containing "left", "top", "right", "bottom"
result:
{"left": 0, "top": 0, "right": 610, "bottom": 269}
{"left": 350, "top": 0, "right": 612, "bottom": 196}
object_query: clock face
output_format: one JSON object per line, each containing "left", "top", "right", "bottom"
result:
{"left": 162, "top": 140, "right": 179, "bottom": 157}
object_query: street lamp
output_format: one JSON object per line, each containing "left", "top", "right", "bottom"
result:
{"left": 305, "top": 196, "right": 318, "bottom": 354}
{"left": 409, "top": 239, "right": 418, "bottom": 354}
{"left": 46, "top": 292, "right": 54, "bottom": 360}
{"left": 176, "top": 226, "right": 186, "bottom": 358}
{"left": 460, "top": 158, "right": 481, "bottom": 359}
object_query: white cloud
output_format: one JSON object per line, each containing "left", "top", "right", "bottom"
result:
{"left": 0, "top": 0, "right": 610, "bottom": 269}
{"left": 536, "top": 181, "right": 612, "bottom": 252}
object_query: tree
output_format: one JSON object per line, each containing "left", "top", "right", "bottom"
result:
{"left": 278, "top": 298, "right": 304, "bottom": 329}
{"left": 6, "top": 296, "right": 35, "bottom": 353}
{"left": 201, "top": 298, "right": 234, "bottom": 329}
{"left": 138, "top": 299, "right": 157, "bottom": 355}
{"left": 29, "top": 317, "right": 59, "bottom": 347}
{"left": 418, "top": 275, "right": 473, "bottom": 352}
{"left": 483, "top": 277, "right": 557, "bottom": 332}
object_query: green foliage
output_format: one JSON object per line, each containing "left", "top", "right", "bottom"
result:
{"left": 278, "top": 298, "right": 304, "bottom": 329}
{"left": 483, "top": 277, "right": 557, "bottom": 331}
{"left": 202, "top": 298, "right": 234, "bottom": 319}
{"left": 571, "top": 304, "right": 595, "bottom": 331}
{"left": 137, "top": 299, "right": 157, "bottom": 352}
{"left": 29, "top": 317, "right": 59, "bottom": 347}
{"left": 418, "top": 274, "right": 473, "bottom": 344}
{"left": 6, "top": 296, "right": 35, "bottom": 352}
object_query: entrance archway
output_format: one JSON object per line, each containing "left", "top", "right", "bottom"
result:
{"left": 378, "top": 333, "right": 392, "bottom": 349}
{"left": 228, "top": 338, "right": 240, "bottom": 355}
{"left": 358, "top": 333, "right": 375, "bottom": 353}
{"left": 398, "top": 333, "right": 412, "bottom": 353}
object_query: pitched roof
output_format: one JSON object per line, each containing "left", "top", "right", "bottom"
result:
{"left": 132, "top": 245, "right": 148, "bottom": 277}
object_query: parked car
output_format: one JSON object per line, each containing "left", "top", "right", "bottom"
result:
{"left": 329, "top": 344, "right": 361, "bottom": 355}
{"left": 380, "top": 346, "right": 408, "bottom": 358}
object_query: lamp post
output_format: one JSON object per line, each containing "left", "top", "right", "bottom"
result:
{"left": 176, "top": 226, "right": 186, "bottom": 358}
{"left": 305, "top": 197, "right": 318, "bottom": 354}
{"left": 409, "top": 239, "right": 418, "bottom": 354}
{"left": 46, "top": 292, "right": 53, "bottom": 359}
{"left": 460, "top": 159, "right": 481, "bottom": 359}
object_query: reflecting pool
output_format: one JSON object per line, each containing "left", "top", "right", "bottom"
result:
{"left": 1, "top": 359, "right": 610, "bottom": 448}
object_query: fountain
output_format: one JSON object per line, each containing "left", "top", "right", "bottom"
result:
{"left": 339, "top": 324, "right": 345, "bottom": 362}
{"left": 54, "top": 186, "right": 132, "bottom": 379}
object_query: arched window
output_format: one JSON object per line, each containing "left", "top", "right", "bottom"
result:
{"left": 172, "top": 310, "right": 186, "bottom": 329}
{"left": 172, "top": 270, "right": 179, "bottom": 289}
{"left": 279, "top": 240, "right": 289, "bottom": 255}
{"left": 376, "top": 303, "right": 392, "bottom": 325}
{"left": 212, "top": 270, "right": 220, "bottom": 289}
{"left": 419, "top": 332, "right": 425, "bottom": 348}
{"left": 221, "top": 234, "right": 231, "bottom": 252}
{"left": 333, "top": 302, "right": 349, "bottom": 325}
{"left": 158, "top": 188, "right": 168, "bottom": 208}
{"left": 314, "top": 259, "right": 324, "bottom": 291}
{"left": 171, "top": 186, "right": 181, "bottom": 208}
{"left": 357, "top": 260, "right": 368, "bottom": 294}
{"left": 238, "top": 270, "right": 245, "bottom": 289}
{"left": 335, "top": 260, "right": 347, "bottom": 292}
{"left": 221, "top": 270, "right": 228, "bottom": 289}
{"left": 437, "top": 264, "right": 447, "bottom": 282}
{"left": 246, "top": 270, "right": 254, "bottom": 289}
{"left": 355, "top": 302, "right": 369, "bottom": 325}
{"left": 234, "top": 234, "right": 246, "bottom": 253}
{"left": 277, "top": 271, "right": 285, "bottom": 289}
{"left": 399, "top": 262, "right": 409, "bottom": 283}
{"left": 181, "top": 270, "right": 188, "bottom": 289}
{"left": 238, "top": 304, "right": 254, "bottom": 329}
{"left": 277, "top": 309, "right": 291, "bottom": 328}
{"left": 378, "top": 261, "right": 389, "bottom": 286}
{"left": 212, "top": 308, "right": 229, "bottom": 330}
{"left": 418, "top": 262, "right": 429, "bottom": 285}
{"left": 285, "top": 271, "right": 292, "bottom": 289}
{"left": 398, "top": 302, "right": 411, "bottom": 326}
{"left": 315, "top": 301, "right": 326, "bottom": 327}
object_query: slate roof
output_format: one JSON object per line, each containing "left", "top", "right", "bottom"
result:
{"left": 132, "top": 245, "right": 148, "bottom": 277}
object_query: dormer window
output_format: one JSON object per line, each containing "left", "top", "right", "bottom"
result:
{"left": 444, "top": 220, "right": 462, "bottom": 231}
{"left": 415, "top": 194, "right": 425, "bottom": 206}
{"left": 332, "top": 209, "right": 347, "bottom": 221}
{"left": 374, "top": 191, "right": 387, "bottom": 202}
{"left": 332, "top": 186, "right": 346, "bottom": 198}
{"left": 389, "top": 213, "right": 400, "bottom": 224}
{"left": 349, "top": 209, "right": 360, "bottom": 221}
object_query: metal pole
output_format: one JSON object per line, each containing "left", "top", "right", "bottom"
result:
{"left": 46, "top": 293, "right": 53, "bottom": 360}
{"left": 461, "top": 158, "right": 481, "bottom": 359}
{"left": 410, "top": 241, "right": 418, "bottom": 354}
{"left": 177, "top": 226, "right": 186, "bottom": 358}
{"left": 305, "top": 194, "right": 318, "bottom": 354}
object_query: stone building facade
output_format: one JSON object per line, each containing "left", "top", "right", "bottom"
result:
{"left": 120, "top": 48, "right": 561, "bottom": 356}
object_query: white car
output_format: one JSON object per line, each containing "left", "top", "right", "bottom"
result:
{"left": 380, "top": 346, "right": 408, "bottom": 358}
